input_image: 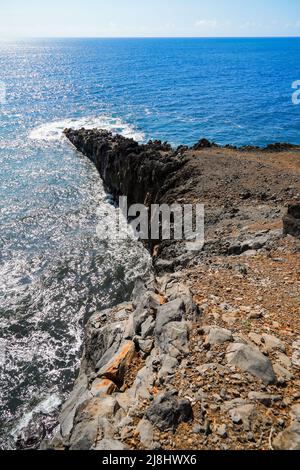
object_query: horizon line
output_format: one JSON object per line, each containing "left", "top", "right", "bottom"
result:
{"left": 1, "top": 35, "right": 300, "bottom": 40}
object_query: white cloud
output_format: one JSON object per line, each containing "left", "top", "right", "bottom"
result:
{"left": 195, "top": 19, "right": 218, "bottom": 30}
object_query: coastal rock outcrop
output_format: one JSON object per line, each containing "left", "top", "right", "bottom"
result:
{"left": 64, "top": 128, "right": 184, "bottom": 209}
{"left": 40, "top": 130, "right": 300, "bottom": 451}
{"left": 45, "top": 276, "right": 200, "bottom": 450}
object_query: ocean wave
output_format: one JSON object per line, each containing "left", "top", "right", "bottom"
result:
{"left": 10, "top": 394, "right": 62, "bottom": 441}
{"left": 28, "top": 115, "right": 145, "bottom": 143}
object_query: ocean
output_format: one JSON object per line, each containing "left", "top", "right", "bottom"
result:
{"left": 0, "top": 37, "right": 300, "bottom": 448}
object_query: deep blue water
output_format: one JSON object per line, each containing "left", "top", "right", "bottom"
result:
{"left": 0, "top": 38, "right": 300, "bottom": 448}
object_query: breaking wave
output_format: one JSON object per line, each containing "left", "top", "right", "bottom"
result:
{"left": 29, "top": 115, "right": 145, "bottom": 143}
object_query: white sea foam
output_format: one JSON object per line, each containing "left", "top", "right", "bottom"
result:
{"left": 11, "top": 394, "right": 61, "bottom": 438}
{"left": 29, "top": 115, "right": 145, "bottom": 143}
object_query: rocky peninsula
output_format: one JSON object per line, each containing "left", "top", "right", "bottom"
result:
{"left": 42, "top": 129, "right": 300, "bottom": 451}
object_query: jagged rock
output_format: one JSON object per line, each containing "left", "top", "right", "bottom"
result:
{"left": 136, "top": 419, "right": 155, "bottom": 449}
{"left": 248, "top": 391, "right": 281, "bottom": 407}
{"left": 59, "top": 373, "right": 92, "bottom": 439}
{"left": 276, "top": 352, "right": 292, "bottom": 369}
{"left": 124, "top": 314, "right": 135, "bottom": 340}
{"left": 154, "top": 298, "right": 189, "bottom": 357}
{"left": 132, "top": 278, "right": 151, "bottom": 308}
{"left": 248, "top": 332, "right": 262, "bottom": 346}
{"left": 140, "top": 316, "right": 156, "bottom": 339}
{"left": 158, "top": 321, "right": 189, "bottom": 358}
{"left": 85, "top": 321, "right": 125, "bottom": 373}
{"left": 40, "top": 432, "right": 66, "bottom": 451}
{"left": 241, "top": 235, "right": 270, "bottom": 251}
{"left": 226, "top": 343, "right": 276, "bottom": 385}
{"left": 183, "top": 296, "right": 203, "bottom": 322}
{"left": 154, "top": 258, "right": 175, "bottom": 273}
{"left": 146, "top": 391, "right": 193, "bottom": 431}
{"left": 132, "top": 307, "right": 149, "bottom": 336}
{"left": 273, "top": 404, "right": 300, "bottom": 450}
{"left": 193, "top": 138, "right": 216, "bottom": 150}
{"left": 155, "top": 299, "right": 185, "bottom": 336}
{"left": 228, "top": 234, "right": 270, "bottom": 255}
{"left": 292, "top": 339, "right": 300, "bottom": 368}
{"left": 129, "top": 364, "right": 155, "bottom": 400}
{"left": 90, "top": 378, "right": 117, "bottom": 397}
{"left": 205, "top": 327, "right": 233, "bottom": 346}
{"left": 137, "top": 338, "right": 154, "bottom": 355}
{"left": 229, "top": 404, "right": 256, "bottom": 431}
{"left": 116, "top": 391, "right": 135, "bottom": 412}
{"left": 158, "top": 355, "right": 178, "bottom": 382}
{"left": 93, "top": 439, "right": 130, "bottom": 450}
{"left": 97, "top": 417, "right": 115, "bottom": 440}
{"left": 70, "top": 421, "right": 99, "bottom": 450}
{"left": 283, "top": 203, "right": 300, "bottom": 238}
{"left": 97, "top": 341, "right": 136, "bottom": 386}
{"left": 69, "top": 397, "right": 119, "bottom": 450}
{"left": 261, "top": 333, "right": 286, "bottom": 353}
{"left": 164, "top": 282, "right": 202, "bottom": 322}
{"left": 164, "top": 279, "right": 192, "bottom": 300}
{"left": 274, "top": 363, "right": 293, "bottom": 382}
{"left": 64, "top": 129, "right": 185, "bottom": 213}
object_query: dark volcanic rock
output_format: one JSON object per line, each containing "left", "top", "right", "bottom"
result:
{"left": 283, "top": 203, "right": 300, "bottom": 238}
{"left": 264, "top": 142, "right": 300, "bottom": 152}
{"left": 146, "top": 391, "right": 193, "bottom": 431}
{"left": 64, "top": 128, "right": 184, "bottom": 209}
{"left": 193, "top": 138, "right": 217, "bottom": 150}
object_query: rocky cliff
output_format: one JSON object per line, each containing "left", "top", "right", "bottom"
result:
{"left": 40, "top": 130, "right": 300, "bottom": 451}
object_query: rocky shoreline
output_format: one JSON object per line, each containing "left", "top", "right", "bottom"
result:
{"left": 40, "top": 129, "right": 300, "bottom": 451}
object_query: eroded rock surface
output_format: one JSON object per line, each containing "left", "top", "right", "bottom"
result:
{"left": 41, "top": 130, "right": 300, "bottom": 451}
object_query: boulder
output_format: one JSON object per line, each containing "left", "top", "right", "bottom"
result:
{"left": 229, "top": 404, "right": 256, "bottom": 431}
{"left": 90, "top": 378, "right": 117, "bottom": 397}
{"left": 273, "top": 405, "right": 300, "bottom": 450}
{"left": 205, "top": 327, "right": 233, "bottom": 346}
{"left": 283, "top": 203, "right": 300, "bottom": 238}
{"left": 136, "top": 419, "right": 155, "bottom": 449}
{"left": 158, "top": 355, "right": 178, "bottom": 382}
{"left": 85, "top": 321, "right": 125, "bottom": 373}
{"left": 248, "top": 391, "right": 281, "bottom": 407}
{"left": 97, "top": 341, "right": 136, "bottom": 386}
{"left": 261, "top": 333, "right": 286, "bottom": 353}
{"left": 157, "top": 321, "right": 189, "bottom": 358}
{"left": 146, "top": 391, "right": 193, "bottom": 431}
{"left": 274, "top": 363, "right": 293, "bottom": 382}
{"left": 155, "top": 299, "right": 185, "bottom": 336}
{"left": 226, "top": 343, "right": 276, "bottom": 385}
{"left": 69, "top": 397, "right": 119, "bottom": 450}
{"left": 59, "top": 373, "right": 92, "bottom": 439}
{"left": 140, "top": 316, "right": 156, "bottom": 339}
{"left": 137, "top": 338, "right": 154, "bottom": 355}
{"left": 275, "top": 352, "right": 292, "bottom": 369}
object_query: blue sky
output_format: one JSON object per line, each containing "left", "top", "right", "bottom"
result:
{"left": 1, "top": 0, "right": 300, "bottom": 38}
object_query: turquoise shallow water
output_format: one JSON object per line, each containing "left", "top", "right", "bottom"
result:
{"left": 0, "top": 37, "right": 300, "bottom": 447}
